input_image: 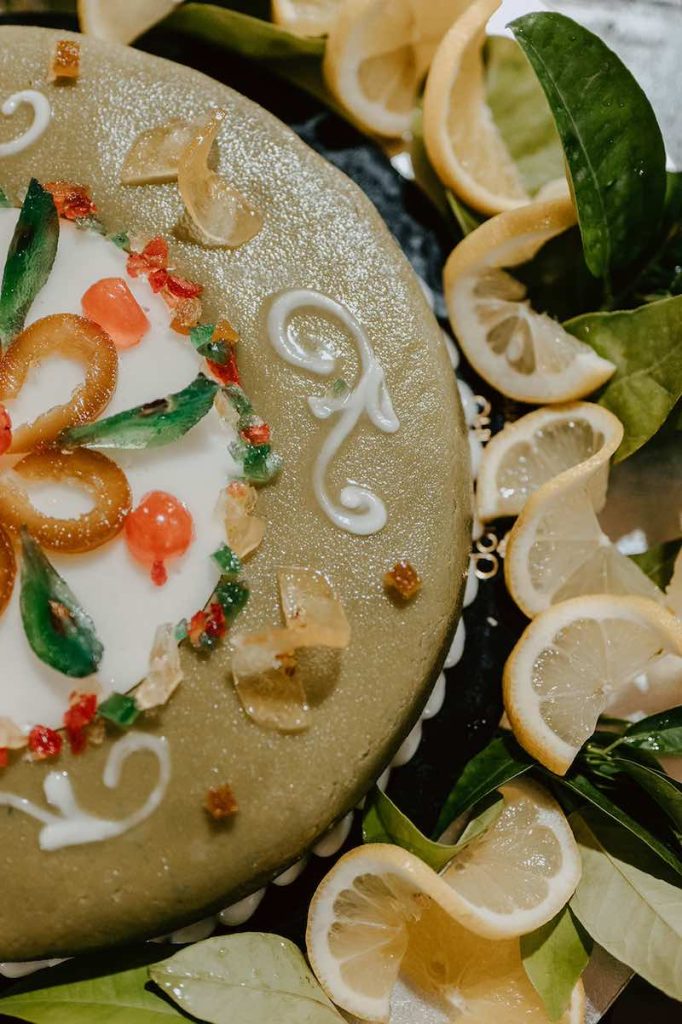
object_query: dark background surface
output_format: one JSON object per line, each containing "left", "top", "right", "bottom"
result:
{"left": 0, "top": 8, "right": 678, "bottom": 1022}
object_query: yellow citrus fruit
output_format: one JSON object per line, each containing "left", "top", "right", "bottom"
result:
{"left": 271, "top": 0, "right": 342, "bottom": 36}
{"left": 78, "top": 0, "right": 179, "bottom": 44}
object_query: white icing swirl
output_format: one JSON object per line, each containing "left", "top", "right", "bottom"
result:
{"left": 0, "top": 90, "right": 52, "bottom": 157}
{"left": 0, "top": 733, "right": 170, "bottom": 850}
{"left": 267, "top": 290, "right": 399, "bottom": 536}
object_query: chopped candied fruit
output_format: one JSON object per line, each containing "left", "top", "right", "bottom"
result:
{"left": 384, "top": 561, "right": 422, "bottom": 602}
{"left": 188, "top": 602, "right": 227, "bottom": 651}
{"left": 204, "top": 783, "right": 238, "bottom": 820}
{"left": 126, "top": 236, "right": 168, "bottom": 277}
{"left": 50, "top": 39, "right": 80, "bottom": 82}
{"left": 165, "top": 273, "right": 203, "bottom": 300}
{"left": 82, "top": 277, "right": 149, "bottom": 349}
{"left": 64, "top": 691, "right": 98, "bottom": 732}
{"left": 0, "top": 404, "right": 11, "bottom": 455}
{"left": 43, "top": 181, "right": 96, "bottom": 221}
{"left": 28, "top": 725, "right": 62, "bottom": 759}
{"left": 171, "top": 296, "right": 203, "bottom": 335}
{"left": 0, "top": 748, "right": 8, "bottom": 769}
{"left": 135, "top": 622, "right": 183, "bottom": 711}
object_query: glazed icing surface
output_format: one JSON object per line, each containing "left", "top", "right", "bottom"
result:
{"left": 0, "top": 91, "right": 51, "bottom": 157}
{"left": 0, "top": 209, "right": 239, "bottom": 727}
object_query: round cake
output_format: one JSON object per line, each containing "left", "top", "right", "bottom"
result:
{"left": 0, "top": 26, "right": 470, "bottom": 959}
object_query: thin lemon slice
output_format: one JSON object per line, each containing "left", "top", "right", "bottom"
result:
{"left": 78, "top": 0, "right": 179, "bottom": 43}
{"left": 323, "top": 0, "right": 470, "bottom": 138}
{"left": 477, "top": 403, "right": 623, "bottom": 522}
{"left": 504, "top": 595, "right": 682, "bottom": 774}
{"left": 444, "top": 199, "right": 616, "bottom": 403}
{"left": 272, "top": 0, "right": 341, "bottom": 36}
{"left": 504, "top": 452, "right": 662, "bottom": 618}
{"left": 307, "top": 781, "right": 581, "bottom": 1020}
{"left": 423, "top": 0, "right": 535, "bottom": 214}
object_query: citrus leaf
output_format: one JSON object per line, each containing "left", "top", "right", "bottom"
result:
{"left": 445, "top": 190, "right": 482, "bottom": 237}
{"left": 630, "top": 539, "right": 682, "bottom": 590}
{"left": 434, "top": 734, "right": 532, "bottom": 837}
{"left": 623, "top": 707, "right": 682, "bottom": 756}
{"left": 521, "top": 906, "right": 591, "bottom": 1021}
{"left": 510, "top": 13, "right": 667, "bottom": 279}
{"left": 570, "top": 810, "right": 682, "bottom": 1001}
{"left": 566, "top": 295, "right": 682, "bottom": 460}
{"left": 612, "top": 752, "right": 682, "bottom": 836}
{"left": 149, "top": 934, "right": 345, "bottom": 1023}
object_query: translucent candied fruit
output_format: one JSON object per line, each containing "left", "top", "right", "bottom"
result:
{"left": 384, "top": 561, "right": 422, "bottom": 601}
{"left": 82, "top": 277, "right": 149, "bottom": 349}
{"left": 125, "top": 490, "right": 194, "bottom": 585}
{"left": 204, "top": 783, "right": 239, "bottom": 820}
{"left": 278, "top": 567, "right": 351, "bottom": 649}
{"left": 50, "top": 39, "right": 80, "bottom": 82}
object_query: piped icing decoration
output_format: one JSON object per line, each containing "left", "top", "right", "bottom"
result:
{"left": 49, "top": 39, "right": 80, "bottom": 83}
{"left": 0, "top": 732, "right": 170, "bottom": 851}
{"left": 384, "top": 560, "right": 422, "bottom": 602}
{"left": 0, "top": 91, "right": 51, "bottom": 158}
{"left": 267, "top": 290, "right": 399, "bottom": 536}
{"left": 124, "top": 490, "right": 194, "bottom": 587}
{"left": 82, "top": 277, "right": 149, "bottom": 349}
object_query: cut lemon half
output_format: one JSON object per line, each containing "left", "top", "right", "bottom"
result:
{"left": 78, "top": 0, "right": 180, "bottom": 43}
{"left": 443, "top": 199, "right": 616, "bottom": 403}
{"left": 503, "top": 595, "right": 682, "bottom": 774}
{"left": 271, "top": 0, "right": 341, "bottom": 36}
{"left": 307, "top": 781, "right": 581, "bottom": 1020}
{"left": 477, "top": 403, "right": 623, "bottom": 522}
{"left": 323, "top": 0, "right": 470, "bottom": 138}
{"left": 504, "top": 454, "right": 662, "bottom": 618}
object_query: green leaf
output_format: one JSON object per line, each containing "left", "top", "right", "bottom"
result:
{"left": 521, "top": 907, "right": 591, "bottom": 1021}
{"left": 630, "top": 539, "right": 682, "bottom": 590}
{"left": 623, "top": 707, "right": 682, "bottom": 756}
{"left": 434, "top": 734, "right": 532, "bottom": 837}
{"left": 0, "top": 179, "right": 59, "bottom": 350}
{"left": 570, "top": 810, "right": 682, "bottom": 1001}
{"left": 410, "top": 108, "right": 452, "bottom": 222}
{"left": 362, "top": 786, "right": 501, "bottom": 870}
{"left": 445, "top": 190, "right": 483, "bottom": 237}
{"left": 59, "top": 374, "right": 218, "bottom": 449}
{"left": 0, "top": 185, "right": 10, "bottom": 208}
{"left": 19, "top": 529, "right": 103, "bottom": 678}
{"left": 149, "top": 933, "right": 345, "bottom": 1022}
{"left": 566, "top": 295, "right": 682, "bottom": 460}
{"left": 510, "top": 13, "right": 667, "bottom": 279}
{"left": 612, "top": 752, "right": 682, "bottom": 837}
{"left": 485, "top": 36, "right": 564, "bottom": 197}
{"left": 514, "top": 225, "right": 603, "bottom": 321}
{"left": 550, "top": 771, "right": 682, "bottom": 878}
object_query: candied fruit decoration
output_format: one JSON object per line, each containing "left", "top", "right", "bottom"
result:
{"left": 98, "top": 692, "right": 141, "bottom": 728}
{"left": 125, "top": 490, "right": 194, "bottom": 586}
{"left": 0, "top": 717, "right": 27, "bottom": 756}
{"left": 204, "top": 783, "right": 238, "bottom": 821}
{"left": 231, "top": 627, "right": 309, "bottom": 733}
{"left": 220, "top": 481, "right": 265, "bottom": 560}
{"left": 0, "top": 403, "right": 11, "bottom": 454}
{"left": 64, "top": 692, "right": 98, "bottom": 754}
{"left": 135, "top": 622, "right": 183, "bottom": 711}
{"left": 164, "top": 274, "right": 203, "bottom": 301}
{"left": 28, "top": 724, "right": 62, "bottom": 760}
{"left": 82, "top": 277, "right": 149, "bottom": 350}
{"left": 0, "top": 450, "right": 132, "bottom": 552}
{"left": 43, "top": 181, "right": 96, "bottom": 221}
{"left": 188, "top": 602, "right": 227, "bottom": 651}
{"left": 177, "top": 109, "right": 263, "bottom": 249}
{"left": 121, "top": 118, "right": 201, "bottom": 186}
{"left": 127, "top": 236, "right": 168, "bottom": 278}
{"left": 241, "top": 421, "right": 271, "bottom": 446}
{"left": 170, "top": 296, "right": 203, "bottom": 335}
{"left": 0, "top": 524, "right": 15, "bottom": 619}
{"left": 384, "top": 561, "right": 422, "bottom": 602}
{"left": 0, "top": 313, "right": 118, "bottom": 452}
{"left": 278, "top": 567, "right": 351, "bottom": 649}
{"left": 50, "top": 39, "right": 80, "bottom": 82}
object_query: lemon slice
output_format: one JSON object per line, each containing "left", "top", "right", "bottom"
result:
{"left": 323, "top": 0, "right": 470, "bottom": 138}
{"left": 272, "top": 0, "right": 341, "bottom": 36}
{"left": 443, "top": 199, "right": 616, "bottom": 403}
{"left": 307, "top": 781, "right": 581, "bottom": 1020}
{"left": 503, "top": 595, "right": 682, "bottom": 774}
{"left": 477, "top": 403, "right": 624, "bottom": 522}
{"left": 504, "top": 450, "right": 662, "bottom": 618}
{"left": 78, "top": 0, "right": 180, "bottom": 43}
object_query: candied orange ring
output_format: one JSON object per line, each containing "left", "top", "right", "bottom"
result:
{"left": 0, "top": 314, "right": 118, "bottom": 453}
{"left": 0, "top": 523, "right": 16, "bottom": 617}
{"left": 0, "top": 449, "right": 132, "bottom": 552}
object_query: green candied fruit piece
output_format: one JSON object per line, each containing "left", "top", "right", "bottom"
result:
{"left": 108, "top": 230, "right": 131, "bottom": 251}
{"left": 213, "top": 578, "right": 249, "bottom": 624}
{"left": 98, "top": 692, "right": 141, "bottom": 728}
{"left": 189, "top": 323, "right": 216, "bottom": 351}
{"left": 242, "top": 443, "right": 283, "bottom": 484}
{"left": 0, "top": 179, "right": 59, "bottom": 350}
{"left": 211, "top": 544, "right": 242, "bottom": 578}
{"left": 59, "top": 374, "right": 218, "bottom": 450}
{"left": 19, "top": 528, "right": 103, "bottom": 678}
{"left": 223, "top": 384, "right": 253, "bottom": 419}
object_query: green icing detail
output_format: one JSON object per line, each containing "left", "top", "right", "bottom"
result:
{"left": 98, "top": 692, "right": 141, "bottom": 727}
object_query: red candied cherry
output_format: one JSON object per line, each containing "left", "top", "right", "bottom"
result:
{"left": 0, "top": 404, "right": 11, "bottom": 455}
{"left": 82, "top": 277, "right": 149, "bottom": 349}
{"left": 125, "top": 490, "right": 194, "bottom": 586}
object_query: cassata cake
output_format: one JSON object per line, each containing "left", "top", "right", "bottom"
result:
{"left": 0, "top": 26, "right": 470, "bottom": 959}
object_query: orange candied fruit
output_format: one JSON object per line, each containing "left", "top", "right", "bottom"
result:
{"left": 204, "top": 783, "right": 238, "bottom": 820}
{"left": 125, "top": 490, "right": 194, "bottom": 586}
{"left": 170, "top": 296, "right": 203, "bottom": 335}
{"left": 50, "top": 39, "right": 80, "bottom": 82}
{"left": 43, "top": 180, "right": 96, "bottom": 221}
{"left": 384, "top": 561, "right": 422, "bottom": 602}
{"left": 82, "top": 277, "right": 149, "bottom": 349}
{"left": 127, "top": 237, "right": 169, "bottom": 278}
{"left": 0, "top": 404, "right": 11, "bottom": 455}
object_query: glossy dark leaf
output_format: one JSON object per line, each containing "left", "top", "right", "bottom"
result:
{"left": 630, "top": 539, "right": 681, "bottom": 590}
{"left": 624, "top": 707, "right": 682, "bottom": 756}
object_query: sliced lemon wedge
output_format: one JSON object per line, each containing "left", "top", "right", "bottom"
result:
{"left": 78, "top": 0, "right": 179, "bottom": 44}
{"left": 443, "top": 198, "right": 616, "bottom": 403}
{"left": 324, "top": 0, "right": 469, "bottom": 138}
{"left": 503, "top": 595, "right": 682, "bottom": 774}
{"left": 271, "top": 0, "right": 342, "bottom": 36}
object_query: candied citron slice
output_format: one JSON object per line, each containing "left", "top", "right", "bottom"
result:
{"left": 278, "top": 566, "right": 351, "bottom": 648}
{"left": 231, "top": 626, "right": 309, "bottom": 733}
{"left": 0, "top": 449, "right": 132, "bottom": 553}
{"left": 220, "top": 481, "right": 265, "bottom": 560}
{"left": 134, "top": 622, "right": 183, "bottom": 711}
{"left": 120, "top": 117, "right": 205, "bottom": 186}
{"left": 0, "top": 523, "right": 16, "bottom": 618}
{"left": 177, "top": 109, "right": 262, "bottom": 249}
{"left": 0, "top": 314, "right": 118, "bottom": 453}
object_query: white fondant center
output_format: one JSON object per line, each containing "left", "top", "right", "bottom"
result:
{"left": 0, "top": 91, "right": 51, "bottom": 157}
